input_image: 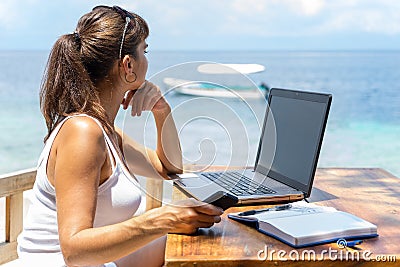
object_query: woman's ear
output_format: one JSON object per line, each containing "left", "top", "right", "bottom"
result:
{"left": 121, "top": 55, "right": 134, "bottom": 74}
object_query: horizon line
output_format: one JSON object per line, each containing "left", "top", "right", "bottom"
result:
{"left": 1, "top": 48, "right": 400, "bottom": 53}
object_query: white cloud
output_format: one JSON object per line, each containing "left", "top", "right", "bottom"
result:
{"left": 294, "top": 0, "right": 325, "bottom": 16}
{"left": 230, "top": 0, "right": 325, "bottom": 17}
{"left": 0, "top": 0, "right": 18, "bottom": 29}
{"left": 1, "top": 0, "right": 399, "bottom": 50}
{"left": 128, "top": 1, "right": 193, "bottom": 37}
{"left": 307, "top": 0, "right": 400, "bottom": 35}
{"left": 214, "top": 0, "right": 400, "bottom": 37}
{"left": 231, "top": 0, "right": 268, "bottom": 16}
{"left": 0, "top": 0, "right": 42, "bottom": 29}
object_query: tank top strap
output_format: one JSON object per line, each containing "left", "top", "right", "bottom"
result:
{"left": 74, "top": 115, "right": 139, "bottom": 184}
{"left": 38, "top": 114, "right": 137, "bottom": 187}
{"left": 39, "top": 114, "right": 120, "bottom": 170}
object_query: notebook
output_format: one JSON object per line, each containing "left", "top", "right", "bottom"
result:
{"left": 228, "top": 201, "right": 378, "bottom": 248}
{"left": 172, "top": 88, "right": 332, "bottom": 205}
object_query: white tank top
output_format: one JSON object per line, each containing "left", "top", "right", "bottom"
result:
{"left": 17, "top": 114, "right": 166, "bottom": 267}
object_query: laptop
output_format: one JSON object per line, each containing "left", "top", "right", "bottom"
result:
{"left": 172, "top": 88, "right": 332, "bottom": 205}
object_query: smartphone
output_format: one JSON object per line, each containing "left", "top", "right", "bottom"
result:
{"left": 202, "top": 191, "right": 239, "bottom": 210}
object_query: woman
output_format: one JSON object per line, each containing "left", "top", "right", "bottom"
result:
{"left": 17, "top": 5, "right": 223, "bottom": 267}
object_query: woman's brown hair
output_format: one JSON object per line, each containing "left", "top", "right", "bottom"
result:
{"left": 40, "top": 6, "right": 149, "bottom": 141}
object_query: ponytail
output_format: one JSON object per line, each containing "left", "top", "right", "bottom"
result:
{"left": 40, "top": 33, "right": 112, "bottom": 142}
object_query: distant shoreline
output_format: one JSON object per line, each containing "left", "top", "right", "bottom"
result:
{"left": 1, "top": 49, "right": 400, "bottom": 53}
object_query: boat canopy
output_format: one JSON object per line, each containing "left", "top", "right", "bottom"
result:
{"left": 197, "top": 63, "right": 265, "bottom": 75}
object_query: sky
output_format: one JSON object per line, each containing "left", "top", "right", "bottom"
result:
{"left": 0, "top": 0, "right": 400, "bottom": 51}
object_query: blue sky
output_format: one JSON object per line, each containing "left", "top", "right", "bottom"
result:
{"left": 1, "top": 0, "right": 400, "bottom": 51}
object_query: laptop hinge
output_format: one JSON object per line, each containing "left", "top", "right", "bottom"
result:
{"left": 303, "top": 193, "right": 309, "bottom": 203}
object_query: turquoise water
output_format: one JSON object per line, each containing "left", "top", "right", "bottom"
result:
{"left": 0, "top": 50, "right": 399, "bottom": 177}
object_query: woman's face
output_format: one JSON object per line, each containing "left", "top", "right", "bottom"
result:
{"left": 132, "top": 40, "right": 148, "bottom": 87}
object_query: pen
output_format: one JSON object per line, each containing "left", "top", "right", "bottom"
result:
{"left": 238, "top": 204, "right": 292, "bottom": 216}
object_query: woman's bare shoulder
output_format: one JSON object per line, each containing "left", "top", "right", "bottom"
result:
{"left": 55, "top": 116, "right": 107, "bottom": 154}
{"left": 48, "top": 116, "right": 108, "bottom": 187}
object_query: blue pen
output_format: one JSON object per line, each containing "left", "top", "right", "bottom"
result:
{"left": 346, "top": 240, "right": 363, "bottom": 247}
{"left": 238, "top": 204, "right": 292, "bottom": 216}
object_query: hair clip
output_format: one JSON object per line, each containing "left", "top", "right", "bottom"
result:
{"left": 73, "top": 31, "right": 81, "bottom": 43}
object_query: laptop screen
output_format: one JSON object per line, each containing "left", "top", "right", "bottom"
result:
{"left": 255, "top": 89, "right": 331, "bottom": 196}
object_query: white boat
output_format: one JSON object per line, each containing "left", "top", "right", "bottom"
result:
{"left": 163, "top": 63, "right": 268, "bottom": 99}
{"left": 163, "top": 78, "right": 267, "bottom": 99}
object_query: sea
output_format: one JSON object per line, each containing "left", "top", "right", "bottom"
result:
{"left": 0, "top": 50, "right": 399, "bottom": 177}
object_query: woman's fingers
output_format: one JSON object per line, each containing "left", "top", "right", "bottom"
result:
{"left": 140, "top": 82, "right": 162, "bottom": 112}
{"left": 182, "top": 210, "right": 221, "bottom": 232}
{"left": 175, "top": 198, "right": 223, "bottom": 216}
{"left": 196, "top": 213, "right": 222, "bottom": 224}
{"left": 142, "top": 92, "right": 160, "bottom": 112}
{"left": 161, "top": 199, "right": 224, "bottom": 234}
{"left": 133, "top": 89, "right": 145, "bottom": 117}
{"left": 125, "top": 81, "right": 163, "bottom": 117}
{"left": 125, "top": 81, "right": 169, "bottom": 116}
{"left": 176, "top": 210, "right": 221, "bottom": 234}
{"left": 122, "top": 90, "right": 136, "bottom": 110}
{"left": 193, "top": 202, "right": 224, "bottom": 216}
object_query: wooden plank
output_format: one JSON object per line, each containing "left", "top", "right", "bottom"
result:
{"left": 165, "top": 168, "right": 400, "bottom": 266}
{"left": 0, "top": 242, "right": 18, "bottom": 265}
{"left": 0, "top": 168, "right": 34, "bottom": 265}
{"left": 0, "top": 168, "right": 36, "bottom": 198}
{"left": 5, "top": 193, "right": 23, "bottom": 243}
{"left": 146, "top": 178, "right": 163, "bottom": 210}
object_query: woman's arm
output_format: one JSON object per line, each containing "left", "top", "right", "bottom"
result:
{"left": 53, "top": 117, "right": 221, "bottom": 266}
{"left": 153, "top": 104, "right": 183, "bottom": 174}
{"left": 121, "top": 81, "right": 183, "bottom": 178}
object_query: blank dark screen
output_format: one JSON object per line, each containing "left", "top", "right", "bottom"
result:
{"left": 258, "top": 96, "right": 326, "bottom": 186}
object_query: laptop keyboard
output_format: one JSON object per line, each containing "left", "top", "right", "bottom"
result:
{"left": 201, "top": 172, "right": 276, "bottom": 196}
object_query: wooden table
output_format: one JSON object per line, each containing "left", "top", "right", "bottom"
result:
{"left": 164, "top": 168, "right": 400, "bottom": 266}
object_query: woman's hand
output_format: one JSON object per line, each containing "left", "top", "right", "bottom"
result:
{"left": 122, "top": 81, "right": 169, "bottom": 116}
{"left": 144, "top": 198, "right": 224, "bottom": 235}
{"left": 120, "top": 80, "right": 182, "bottom": 175}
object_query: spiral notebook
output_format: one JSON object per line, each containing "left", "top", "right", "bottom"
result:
{"left": 228, "top": 202, "right": 378, "bottom": 248}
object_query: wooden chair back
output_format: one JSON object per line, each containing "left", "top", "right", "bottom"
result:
{"left": 0, "top": 168, "right": 163, "bottom": 265}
